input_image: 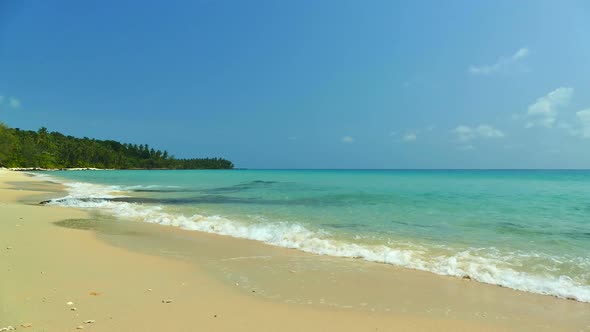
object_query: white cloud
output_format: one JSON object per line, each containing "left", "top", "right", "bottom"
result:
{"left": 525, "top": 87, "right": 573, "bottom": 128}
{"left": 452, "top": 126, "right": 475, "bottom": 142}
{"left": 469, "top": 47, "right": 529, "bottom": 75}
{"left": 392, "top": 126, "right": 434, "bottom": 143}
{"left": 556, "top": 109, "right": 590, "bottom": 138}
{"left": 402, "top": 132, "right": 417, "bottom": 142}
{"left": 8, "top": 97, "right": 21, "bottom": 108}
{"left": 341, "top": 136, "right": 354, "bottom": 143}
{"left": 513, "top": 48, "right": 529, "bottom": 59}
{"left": 477, "top": 124, "right": 505, "bottom": 138}
{"left": 452, "top": 124, "right": 504, "bottom": 142}
{"left": 557, "top": 122, "right": 578, "bottom": 136}
{"left": 575, "top": 109, "right": 590, "bottom": 138}
{"left": 0, "top": 95, "right": 22, "bottom": 110}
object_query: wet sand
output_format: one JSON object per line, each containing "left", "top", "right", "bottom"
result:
{"left": 1, "top": 169, "right": 589, "bottom": 331}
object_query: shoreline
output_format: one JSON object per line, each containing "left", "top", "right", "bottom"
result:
{"left": 5, "top": 168, "right": 235, "bottom": 172}
{"left": 36, "top": 169, "right": 590, "bottom": 304}
{"left": 2, "top": 170, "right": 589, "bottom": 331}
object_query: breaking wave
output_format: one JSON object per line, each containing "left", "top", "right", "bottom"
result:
{"left": 39, "top": 175, "right": 590, "bottom": 303}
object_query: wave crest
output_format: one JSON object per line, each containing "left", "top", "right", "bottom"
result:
{"left": 39, "top": 176, "right": 590, "bottom": 303}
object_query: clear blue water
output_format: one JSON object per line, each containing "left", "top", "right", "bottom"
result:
{"left": 40, "top": 169, "right": 590, "bottom": 302}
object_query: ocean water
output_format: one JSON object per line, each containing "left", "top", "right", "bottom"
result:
{"left": 37, "top": 170, "right": 590, "bottom": 302}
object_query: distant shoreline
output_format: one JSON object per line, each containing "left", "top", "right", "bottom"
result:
{"left": 5, "top": 167, "right": 110, "bottom": 171}
{"left": 0, "top": 124, "right": 234, "bottom": 170}
{"left": 3, "top": 167, "right": 236, "bottom": 172}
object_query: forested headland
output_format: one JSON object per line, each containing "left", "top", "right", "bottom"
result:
{"left": 0, "top": 123, "right": 234, "bottom": 169}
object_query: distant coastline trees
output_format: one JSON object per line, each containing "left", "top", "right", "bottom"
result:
{"left": 0, "top": 123, "right": 233, "bottom": 169}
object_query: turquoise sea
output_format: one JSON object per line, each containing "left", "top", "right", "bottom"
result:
{"left": 38, "top": 170, "right": 590, "bottom": 302}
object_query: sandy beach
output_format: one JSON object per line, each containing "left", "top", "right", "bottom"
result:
{"left": 1, "top": 169, "right": 589, "bottom": 332}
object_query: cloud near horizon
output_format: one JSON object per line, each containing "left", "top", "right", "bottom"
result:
{"left": 0, "top": 95, "right": 21, "bottom": 110}
{"left": 525, "top": 87, "right": 573, "bottom": 128}
{"left": 469, "top": 47, "right": 529, "bottom": 75}
{"left": 341, "top": 136, "right": 354, "bottom": 143}
{"left": 396, "top": 126, "right": 434, "bottom": 143}
{"left": 452, "top": 124, "right": 505, "bottom": 142}
{"left": 9, "top": 97, "right": 21, "bottom": 109}
{"left": 402, "top": 132, "right": 417, "bottom": 142}
{"left": 576, "top": 109, "right": 590, "bottom": 138}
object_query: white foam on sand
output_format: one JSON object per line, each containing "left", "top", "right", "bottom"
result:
{"left": 40, "top": 175, "right": 590, "bottom": 303}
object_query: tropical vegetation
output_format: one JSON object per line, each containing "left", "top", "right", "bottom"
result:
{"left": 0, "top": 123, "right": 233, "bottom": 169}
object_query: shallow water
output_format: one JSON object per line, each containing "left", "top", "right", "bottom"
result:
{"left": 37, "top": 169, "right": 590, "bottom": 302}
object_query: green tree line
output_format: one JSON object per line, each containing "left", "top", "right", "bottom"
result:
{"left": 0, "top": 123, "right": 234, "bottom": 169}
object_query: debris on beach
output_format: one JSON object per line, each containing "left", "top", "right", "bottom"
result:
{"left": 5, "top": 246, "right": 12, "bottom": 250}
{"left": 89, "top": 291, "right": 101, "bottom": 296}
{"left": 147, "top": 288, "right": 152, "bottom": 292}
{"left": 162, "top": 299, "right": 173, "bottom": 303}
{"left": 67, "top": 301, "right": 75, "bottom": 306}
{"left": 0, "top": 326, "right": 15, "bottom": 331}
{"left": 20, "top": 323, "right": 32, "bottom": 328}
{"left": 71, "top": 307, "right": 77, "bottom": 311}
{"left": 83, "top": 320, "right": 95, "bottom": 324}
{"left": 76, "top": 326, "right": 84, "bottom": 329}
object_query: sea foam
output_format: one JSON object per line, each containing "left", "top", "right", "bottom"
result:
{"left": 40, "top": 175, "right": 590, "bottom": 303}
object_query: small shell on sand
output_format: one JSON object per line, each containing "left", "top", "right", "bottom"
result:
{"left": 83, "top": 320, "right": 95, "bottom": 324}
{"left": 71, "top": 307, "right": 77, "bottom": 311}
{"left": 76, "top": 326, "right": 84, "bottom": 330}
{"left": 66, "top": 301, "right": 74, "bottom": 306}
{"left": 20, "top": 323, "right": 32, "bottom": 328}
{"left": 162, "top": 299, "right": 173, "bottom": 303}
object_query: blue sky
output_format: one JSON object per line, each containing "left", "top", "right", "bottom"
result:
{"left": 1, "top": 1, "right": 589, "bottom": 168}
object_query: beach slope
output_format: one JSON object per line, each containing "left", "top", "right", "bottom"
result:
{"left": 1, "top": 170, "right": 588, "bottom": 331}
